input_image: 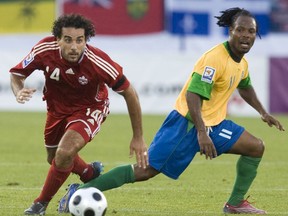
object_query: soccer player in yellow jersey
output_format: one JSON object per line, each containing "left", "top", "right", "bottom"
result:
{"left": 59, "top": 8, "right": 285, "bottom": 214}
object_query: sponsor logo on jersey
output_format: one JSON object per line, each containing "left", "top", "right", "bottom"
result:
{"left": 22, "top": 53, "right": 34, "bottom": 68}
{"left": 127, "top": 0, "right": 148, "bottom": 19}
{"left": 65, "top": 68, "right": 75, "bottom": 75}
{"left": 78, "top": 75, "right": 88, "bottom": 85}
{"left": 201, "top": 66, "right": 216, "bottom": 84}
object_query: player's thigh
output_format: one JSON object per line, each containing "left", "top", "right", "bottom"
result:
{"left": 227, "top": 130, "right": 264, "bottom": 157}
{"left": 148, "top": 111, "right": 199, "bottom": 179}
{"left": 55, "top": 129, "right": 86, "bottom": 168}
{"left": 58, "top": 129, "right": 86, "bottom": 154}
{"left": 44, "top": 113, "right": 66, "bottom": 148}
{"left": 66, "top": 107, "right": 107, "bottom": 143}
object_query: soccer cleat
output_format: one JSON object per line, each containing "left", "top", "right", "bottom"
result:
{"left": 223, "top": 199, "right": 266, "bottom": 214}
{"left": 58, "top": 183, "right": 80, "bottom": 213}
{"left": 90, "top": 161, "right": 104, "bottom": 179}
{"left": 24, "top": 202, "right": 48, "bottom": 215}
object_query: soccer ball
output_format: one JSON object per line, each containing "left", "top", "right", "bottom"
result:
{"left": 69, "top": 187, "right": 107, "bottom": 216}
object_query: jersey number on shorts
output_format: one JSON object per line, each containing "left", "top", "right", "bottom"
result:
{"left": 86, "top": 108, "right": 101, "bottom": 125}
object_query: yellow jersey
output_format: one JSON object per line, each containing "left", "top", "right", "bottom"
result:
{"left": 175, "top": 41, "right": 252, "bottom": 126}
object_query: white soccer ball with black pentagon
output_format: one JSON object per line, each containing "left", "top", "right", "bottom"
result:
{"left": 69, "top": 187, "right": 107, "bottom": 216}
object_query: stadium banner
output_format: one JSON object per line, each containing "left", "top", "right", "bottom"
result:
{"left": 0, "top": 0, "right": 55, "bottom": 33}
{"left": 165, "top": 0, "right": 271, "bottom": 37}
{"left": 269, "top": 58, "right": 288, "bottom": 114}
{"left": 57, "top": 0, "right": 164, "bottom": 35}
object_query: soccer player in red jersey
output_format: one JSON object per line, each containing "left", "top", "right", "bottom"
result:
{"left": 9, "top": 14, "right": 148, "bottom": 215}
{"left": 59, "top": 8, "right": 285, "bottom": 215}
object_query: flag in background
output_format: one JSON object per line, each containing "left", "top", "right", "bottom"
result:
{"left": 61, "top": 0, "right": 164, "bottom": 35}
{"left": 165, "top": 0, "right": 271, "bottom": 36}
{"left": 0, "top": 0, "right": 55, "bottom": 33}
{"left": 168, "top": 11, "right": 209, "bottom": 35}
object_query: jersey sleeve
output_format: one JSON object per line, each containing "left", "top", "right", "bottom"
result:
{"left": 9, "top": 38, "right": 50, "bottom": 77}
{"left": 237, "top": 73, "right": 252, "bottom": 89}
{"left": 89, "top": 46, "right": 130, "bottom": 92}
{"left": 187, "top": 73, "right": 212, "bottom": 100}
{"left": 105, "top": 60, "right": 130, "bottom": 92}
{"left": 186, "top": 53, "right": 221, "bottom": 100}
{"left": 237, "top": 58, "right": 252, "bottom": 89}
{"left": 111, "top": 75, "right": 130, "bottom": 92}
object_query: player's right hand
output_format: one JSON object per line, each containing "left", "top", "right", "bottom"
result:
{"left": 197, "top": 131, "right": 217, "bottom": 160}
{"left": 16, "top": 88, "right": 36, "bottom": 104}
{"left": 129, "top": 136, "right": 149, "bottom": 169}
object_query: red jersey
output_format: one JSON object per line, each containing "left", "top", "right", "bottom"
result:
{"left": 10, "top": 36, "right": 130, "bottom": 117}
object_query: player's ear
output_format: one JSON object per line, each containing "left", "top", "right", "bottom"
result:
{"left": 56, "top": 36, "right": 63, "bottom": 43}
{"left": 56, "top": 30, "right": 63, "bottom": 42}
{"left": 228, "top": 26, "right": 234, "bottom": 37}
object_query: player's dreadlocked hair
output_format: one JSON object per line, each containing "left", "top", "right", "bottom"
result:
{"left": 52, "top": 14, "right": 96, "bottom": 41}
{"left": 215, "top": 7, "right": 261, "bottom": 39}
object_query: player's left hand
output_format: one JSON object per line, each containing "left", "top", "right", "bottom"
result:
{"left": 129, "top": 137, "right": 149, "bottom": 169}
{"left": 261, "top": 113, "right": 285, "bottom": 131}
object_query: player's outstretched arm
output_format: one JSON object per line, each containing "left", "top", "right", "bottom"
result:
{"left": 118, "top": 85, "right": 148, "bottom": 168}
{"left": 238, "top": 87, "right": 285, "bottom": 131}
{"left": 10, "top": 74, "right": 36, "bottom": 104}
{"left": 186, "top": 91, "right": 217, "bottom": 159}
{"left": 261, "top": 113, "right": 285, "bottom": 131}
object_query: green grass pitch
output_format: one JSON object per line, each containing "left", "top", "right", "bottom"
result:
{"left": 0, "top": 112, "right": 287, "bottom": 216}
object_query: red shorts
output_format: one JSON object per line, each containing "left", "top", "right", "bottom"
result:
{"left": 44, "top": 106, "right": 109, "bottom": 148}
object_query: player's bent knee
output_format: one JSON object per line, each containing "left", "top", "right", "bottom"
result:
{"left": 54, "top": 147, "right": 75, "bottom": 168}
{"left": 258, "top": 139, "right": 265, "bottom": 156}
{"left": 251, "top": 138, "right": 265, "bottom": 158}
{"left": 134, "top": 165, "right": 159, "bottom": 181}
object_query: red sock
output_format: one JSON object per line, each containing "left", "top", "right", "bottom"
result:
{"left": 34, "top": 159, "right": 73, "bottom": 203}
{"left": 72, "top": 154, "right": 94, "bottom": 183}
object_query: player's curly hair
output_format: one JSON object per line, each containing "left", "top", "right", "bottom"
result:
{"left": 52, "top": 14, "right": 96, "bottom": 41}
{"left": 214, "top": 7, "right": 261, "bottom": 38}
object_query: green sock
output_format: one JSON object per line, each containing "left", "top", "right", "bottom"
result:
{"left": 227, "top": 156, "right": 262, "bottom": 206}
{"left": 78, "top": 164, "right": 135, "bottom": 191}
